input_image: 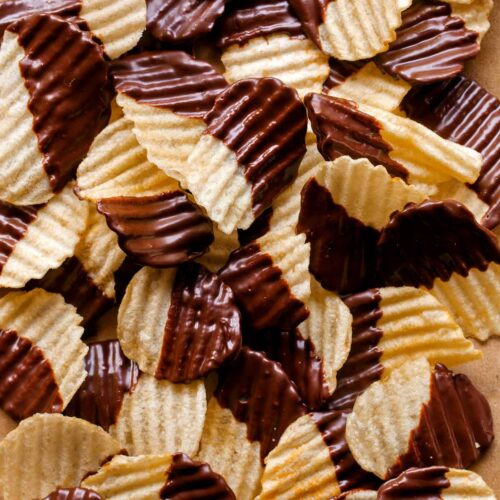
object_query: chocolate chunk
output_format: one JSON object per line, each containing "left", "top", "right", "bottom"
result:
{"left": 111, "top": 50, "right": 228, "bottom": 119}
{"left": 215, "top": 346, "right": 306, "bottom": 460}
{"left": 378, "top": 200, "right": 500, "bottom": 289}
{"left": 305, "top": 93, "right": 408, "bottom": 180}
{"left": 216, "top": 0, "right": 305, "bottom": 49}
{"left": 146, "top": 0, "right": 226, "bottom": 43}
{"left": 97, "top": 192, "right": 214, "bottom": 268}
{"left": 64, "top": 340, "right": 139, "bottom": 431}
{"left": 402, "top": 75, "right": 500, "bottom": 230}
{"left": 322, "top": 58, "right": 365, "bottom": 93}
{"left": 0, "top": 328, "right": 63, "bottom": 420}
{"left": 218, "top": 242, "right": 309, "bottom": 331}
{"left": 160, "top": 452, "right": 236, "bottom": 499}
{"left": 287, "top": 0, "right": 329, "bottom": 47}
{"left": 8, "top": 14, "right": 111, "bottom": 193}
{"left": 43, "top": 488, "right": 103, "bottom": 500}
{"left": 155, "top": 262, "right": 241, "bottom": 383}
{"left": 376, "top": 1, "right": 479, "bottom": 84}
{"left": 378, "top": 466, "right": 450, "bottom": 500}
{"left": 237, "top": 207, "right": 273, "bottom": 245}
{"left": 388, "top": 364, "right": 494, "bottom": 477}
{"left": 298, "top": 178, "right": 380, "bottom": 295}
{"left": 204, "top": 77, "right": 307, "bottom": 216}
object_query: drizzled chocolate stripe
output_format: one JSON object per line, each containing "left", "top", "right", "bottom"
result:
{"left": 287, "top": 0, "right": 329, "bottom": 47}
{"left": 147, "top": 0, "right": 226, "bottom": 43}
{"left": 322, "top": 59, "right": 365, "bottom": 92}
{"left": 387, "top": 364, "right": 494, "bottom": 477}
{"left": 111, "top": 51, "right": 228, "bottom": 119}
{"left": 216, "top": 0, "right": 304, "bottom": 49}
{"left": 155, "top": 263, "right": 241, "bottom": 383}
{"left": 218, "top": 242, "right": 309, "bottom": 331}
{"left": 215, "top": 346, "right": 306, "bottom": 460}
{"left": 376, "top": 1, "right": 479, "bottom": 84}
{"left": 64, "top": 340, "right": 139, "bottom": 431}
{"left": 205, "top": 77, "right": 307, "bottom": 215}
{"left": 43, "top": 488, "right": 103, "bottom": 500}
{"left": 310, "top": 411, "right": 382, "bottom": 492}
{"left": 0, "top": 201, "right": 39, "bottom": 272}
{"left": 402, "top": 75, "right": 500, "bottom": 230}
{"left": 378, "top": 200, "right": 500, "bottom": 289}
{"left": 0, "top": 328, "right": 63, "bottom": 420}
{"left": 97, "top": 192, "right": 214, "bottom": 268}
{"left": 160, "top": 453, "right": 236, "bottom": 499}
{"left": 8, "top": 14, "right": 110, "bottom": 192}
{"left": 305, "top": 93, "right": 408, "bottom": 180}
{"left": 298, "top": 178, "right": 380, "bottom": 295}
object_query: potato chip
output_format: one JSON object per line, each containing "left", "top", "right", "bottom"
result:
{"left": 444, "top": 468, "right": 496, "bottom": 498}
{"left": 197, "top": 227, "right": 240, "bottom": 272}
{"left": 451, "top": 0, "right": 493, "bottom": 41}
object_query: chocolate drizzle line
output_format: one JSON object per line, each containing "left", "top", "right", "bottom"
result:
{"left": 43, "top": 488, "right": 103, "bottom": 500}
{"left": 64, "top": 340, "right": 139, "bottom": 431}
{"left": 8, "top": 14, "right": 110, "bottom": 193}
{"left": 378, "top": 466, "right": 450, "bottom": 500}
{"left": 155, "top": 262, "right": 241, "bottom": 383}
{"left": 215, "top": 346, "right": 306, "bottom": 461}
{"left": 218, "top": 242, "right": 309, "bottom": 331}
{"left": 0, "top": 328, "right": 63, "bottom": 420}
{"left": 216, "top": 0, "right": 305, "bottom": 49}
{"left": 322, "top": 58, "right": 365, "bottom": 92}
{"left": 376, "top": 1, "right": 479, "bottom": 84}
{"left": 204, "top": 77, "right": 307, "bottom": 216}
{"left": 305, "top": 93, "right": 408, "bottom": 180}
{"left": 387, "top": 364, "right": 494, "bottom": 478}
{"left": 160, "top": 452, "right": 236, "bottom": 499}
{"left": 287, "top": 0, "right": 329, "bottom": 47}
{"left": 111, "top": 50, "right": 228, "bottom": 119}
{"left": 97, "top": 192, "right": 214, "bottom": 268}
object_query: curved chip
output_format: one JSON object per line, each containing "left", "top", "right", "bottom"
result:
{"left": 0, "top": 413, "right": 121, "bottom": 500}
{"left": 450, "top": 0, "right": 493, "bottom": 40}
{"left": 197, "top": 227, "right": 240, "bottom": 273}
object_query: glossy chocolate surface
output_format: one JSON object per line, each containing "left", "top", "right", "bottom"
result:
{"left": 218, "top": 242, "right": 309, "bottom": 331}
{"left": 0, "top": 328, "right": 63, "bottom": 420}
{"left": 111, "top": 50, "right": 228, "bottom": 119}
{"left": 204, "top": 77, "right": 307, "bottom": 216}
{"left": 43, "top": 488, "right": 103, "bottom": 500}
{"left": 97, "top": 192, "right": 214, "bottom": 268}
{"left": 322, "top": 59, "right": 364, "bottom": 92}
{"left": 238, "top": 206, "right": 273, "bottom": 245}
{"left": 160, "top": 452, "right": 236, "bottom": 499}
{"left": 9, "top": 14, "right": 110, "bottom": 193}
{"left": 64, "top": 340, "right": 139, "bottom": 431}
{"left": 215, "top": 346, "right": 305, "bottom": 460}
{"left": 287, "top": 0, "right": 329, "bottom": 47}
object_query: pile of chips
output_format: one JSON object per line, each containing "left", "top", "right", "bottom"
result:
{"left": 0, "top": 0, "right": 498, "bottom": 498}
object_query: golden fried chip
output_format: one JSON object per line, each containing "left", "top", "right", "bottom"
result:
{"left": 197, "top": 227, "right": 240, "bottom": 272}
{"left": 451, "top": 0, "right": 493, "bottom": 41}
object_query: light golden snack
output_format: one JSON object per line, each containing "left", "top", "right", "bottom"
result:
{"left": 451, "top": 0, "right": 494, "bottom": 40}
{"left": 444, "top": 468, "right": 497, "bottom": 498}
{"left": 0, "top": 413, "right": 121, "bottom": 500}
{"left": 197, "top": 227, "right": 240, "bottom": 272}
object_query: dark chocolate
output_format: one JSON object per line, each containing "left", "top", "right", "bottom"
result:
{"left": 287, "top": 0, "right": 328, "bottom": 47}
{"left": 0, "top": 328, "right": 63, "bottom": 420}
{"left": 155, "top": 262, "right": 241, "bottom": 382}
{"left": 43, "top": 488, "right": 103, "bottom": 500}
{"left": 322, "top": 58, "right": 365, "bottom": 92}
{"left": 113, "top": 256, "right": 141, "bottom": 303}
{"left": 97, "top": 192, "right": 214, "bottom": 268}
{"left": 218, "top": 242, "right": 309, "bottom": 331}
{"left": 8, "top": 14, "right": 110, "bottom": 193}
{"left": 64, "top": 340, "right": 139, "bottom": 431}
{"left": 237, "top": 206, "right": 273, "bottom": 245}
{"left": 376, "top": 1, "right": 479, "bottom": 84}
{"left": 378, "top": 200, "right": 500, "bottom": 289}
{"left": 111, "top": 50, "right": 228, "bottom": 119}
{"left": 387, "top": 364, "right": 494, "bottom": 478}
{"left": 160, "top": 452, "right": 236, "bottom": 499}
{"left": 378, "top": 466, "right": 450, "bottom": 500}
{"left": 215, "top": 346, "right": 306, "bottom": 460}
{"left": 297, "top": 178, "right": 380, "bottom": 295}
{"left": 305, "top": 93, "right": 408, "bottom": 180}
{"left": 204, "top": 77, "right": 307, "bottom": 216}
{"left": 216, "top": 0, "right": 304, "bottom": 49}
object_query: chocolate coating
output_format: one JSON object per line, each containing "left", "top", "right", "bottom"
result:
{"left": 156, "top": 262, "right": 241, "bottom": 382}
{"left": 322, "top": 58, "right": 364, "bottom": 92}
{"left": 97, "top": 192, "right": 214, "bottom": 268}
{"left": 215, "top": 346, "right": 306, "bottom": 460}
{"left": 111, "top": 51, "right": 228, "bottom": 119}
{"left": 64, "top": 340, "right": 139, "bottom": 431}
{"left": 8, "top": 14, "right": 110, "bottom": 193}
{"left": 216, "top": 0, "right": 304, "bottom": 49}
{"left": 298, "top": 178, "right": 380, "bottom": 295}
{"left": 378, "top": 200, "right": 500, "bottom": 289}
{"left": 160, "top": 452, "right": 235, "bottom": 499}
{"left": 388, "top": 364, "right": 494, "bottom": 478}
{"left": 218, "top": 242, "right": 309, "bottom": 331}
{"left": 305, "top": 93, "right": 408, "bottom": 180}
{"left": 287, "top": 0, "right": 328, "bottom": 47}
{"left": 238, "top": 206, "right": 273, "bottom": 245}
{"left": 43, "top": 488, "right": 103, "bottom": 500}
{"left": 376, "top": 1, "right": 479, "bottom": 84}
{"left": 0, "top": 328, "right": 63, "bottom": 420}
{"left": 204, "top": 77, "right": 307, "bottom": 216}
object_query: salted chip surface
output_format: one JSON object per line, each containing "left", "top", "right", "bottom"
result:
{"left": 43, "top": 487, "right": 104, "bottom": 499}
{"left": 0, "top": 413, "right": 121, "bottom": 500}
{"left": 451, "top": 0, "right": 493, "bottom": 40}
{"left": 197, "top": 227, "right": 240, "bottom": 273}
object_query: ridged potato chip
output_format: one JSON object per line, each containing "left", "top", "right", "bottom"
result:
{"left": 197, "top": 227, "right": 240, "bottom": 272}
{"left": 444, "top": 468, "right": 496, "bottom": 498}
{"left": 451, "top": 0, "right": 493, "bottom": 40}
